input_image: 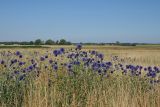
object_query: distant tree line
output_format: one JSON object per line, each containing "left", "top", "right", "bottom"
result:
{"left": 79, "top": 41, "right": 137, "bottom": 46}
{"left": 0, "top": 39, "right": 159, "bottom": 46}
{"left": 0, "top": 39, "right": 72, "bottom": 45}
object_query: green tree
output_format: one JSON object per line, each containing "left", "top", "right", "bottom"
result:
{"left": 29, "top": 41, "right": 34, "bottom": 45}
{"left": 116, "top": 41, "right": 120, "bottom": 45}
{"left": 66, "top": 41, "right": 72, "bottom": 45}
{"left": 56, "top": 40, "right": 59, "bottom": 45}
{"left": 45, "top": 39, "right": 55, "bottom": 45}
{"left": 35, "top": 39, "right": 43, "bottom": 45}
{"left": 59, "top": 39, "right": 67, "bottom": 45}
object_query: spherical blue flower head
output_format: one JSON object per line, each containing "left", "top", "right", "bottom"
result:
{"left": 136, "top": 65, "right": 139, "bottom": 69}
{"left": 14, "top": 59, "right": 18, "bottom": 63}
{"left": 97, "top": 53, "right": 104, "bottom": 60}
{"left": 82, "top": 51, "right": 87, "bottom": 55}
{"left": 157, "top": 67, "right": 160, "bottom": 73}
{"left": 49, "top": 59, "right": 53, "bottom": 64}
{"left": 14, "top": 70, "right": 19, "bottom": 74}
{"left": 135, "top": 66, "right": 139, "bottom": 71}
{"left": 153, "top": 66, "right": 159, "bottom": 72}
{"left": 151, "top": 72, "right": 157, "bottom": 78}
{"left": 97, "top": 63, "right": 101, "bottom": 68}
{"left": 33, "top": 63, "right": 37, "bottom": 68}
{"left": 91, "top": 50, "right": 96, "bottom": 55}
{"left": 147, "top": 73, "right": 150, "bottom": 77}
{"left": 60, "top": 48, "right": 65, "bottom": 53}
{"left": 92, "top": 62, "right": 99, "bottom": 70}
{"left": 98, "top": 69, "right": 102, "bottom": 74}
{"left": 119, "top": 64, "right": 123, "bottom": 67}
{"left": 67, "top": 64, "right": 72, "bottom": 69}
{"left": 148, "top": 66, "right": 152, "bottom": 71}
{"left": 53, "top": 50, "right": 58, "bottom": 56}
{"left": 29, "top": 65, "right": 33, "bottom": 70}
{"left": 126, "top": 65, "right": 130, "bottom": 69}
{"left": 84, "top": 62, "right": 89, "bottom": 67}
{"left": 75, "top": 53, "right": 79, "bottom": 58}
{"left": 106, "top": 62, "right": 112, "bottom": 66}
{"left": 75, "top": 61, "right": 80, "bottom": 65}
{"left": 105, "top": 66, "right": 110, "bottom": 70}
{"left": 82, "top": 57, "right": 87, "bottom": 62}
{"left": 40, "top": 56, "right": 45, "bottom": 61}
{"left": 150, "top": 72, "right": 156, "bottom": 78}
{"left": 53, "top": 65, "right": 58, "bottom": 70}
{"left": 123, "top": 70, "right": 127, "bottom": 73}
{"left": 19, "top": 74, "right": 26, "bottom": 81}
{"left": 19, "top": 55, "right": 23, "bottom": 58}
{"left": 76, "top": 44, "right": 82, "bottom": 50}
{"left": 16, "top": 51, "right": 21, "bottom": 56}
{"left": 144, "top": 68, "right": 147, "bottom": 71}
{"left": 68, "top": 53, "right": 75, "bottom": 59}
{"left": 19, "top": 62, "right": 23, "bottom": 66}
{"left": 1, "top": 60, "right": 5, "bottom": 64}
{"left": 130, "top": 65, "right": 135, "bottom": 71}
{"left": 101, "top": 63, "right": 106, "bottom": 67}
{"left": 92, "top": 62, "right": 97, "bottom": 67}
{"left": 139, "top": 66, "right": 143, "bottom": 70}
{"left": 58, "top": 50, "right": 62, "bottom": 55}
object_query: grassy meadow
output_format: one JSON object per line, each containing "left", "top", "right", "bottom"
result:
{"left": 0, "top": 45, "right": 160, "bottom": 107}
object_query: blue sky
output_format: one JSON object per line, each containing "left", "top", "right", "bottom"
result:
{"left": 0, "top": 0, "right": 160, "bottom": 43}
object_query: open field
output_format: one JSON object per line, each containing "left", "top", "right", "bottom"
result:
{"left": 1, "top": 45, "right": 160, "bottom": 65}
{"left": 0, "top": 45, "right": 160, "bottom": 107}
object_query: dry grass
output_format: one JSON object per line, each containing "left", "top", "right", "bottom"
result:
{"left": 0, "top": 45, "right": 160, "bottom": 107}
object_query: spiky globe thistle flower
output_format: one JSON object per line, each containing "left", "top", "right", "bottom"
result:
{"left": 16, "top": 51, "right": 21, "bottom": 56}
{"left": 40, "top": 56, "right": 45, "bottom": 61}
{"left": 60, "top": 48, "right": 65, "bottom": 53}
{"left": 1, "top": 60, "right": 5, "bottom": 65}
{"left": 53, "top": 50, "right": 58, "bottom": 57}
{"left": 53, "top": 65, "right": 58, "bottom": 70}
{"left": 76, "top": 44, "right": 82, "bottom": 50}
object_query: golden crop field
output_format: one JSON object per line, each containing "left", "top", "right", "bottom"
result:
{"left": 0, "top": 45, "right": 160, "bottom": 107}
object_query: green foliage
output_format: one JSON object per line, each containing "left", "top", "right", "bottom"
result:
{"left": 35, "top": 39, "right": 44, "bottom": 45}
{"left": 0, "top": 77, "right": 25, "bottom": 107}
{"left": 0, "top": 39, "right": 72, "bottom": 45}
{"left": 59, "top": 39, "right": 72, "bottom": 45}
{"left": 45, "top": 39, "right": 55, "bottom": 45}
